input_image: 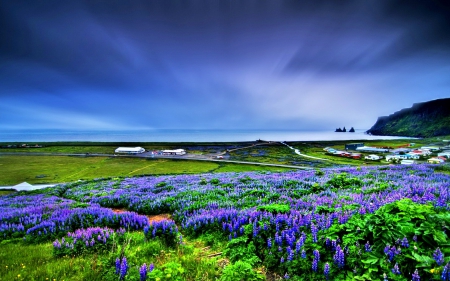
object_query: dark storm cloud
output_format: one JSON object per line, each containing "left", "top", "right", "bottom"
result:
{"left": 1, "top": 0, "right": 449, "bottom": 130}
{"left": 283, "top": 0, "right": 450, "bottom": 75}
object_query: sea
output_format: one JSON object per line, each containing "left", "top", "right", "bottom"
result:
{"left": 0, "top": 129, "right": 413, "bottom": 143}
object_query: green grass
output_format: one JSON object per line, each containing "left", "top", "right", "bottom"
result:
{"left": 0, "top": 155, "right": 291, "bottom": 185}
{"left": 0, "top": 232, "right": 223, "bottom": 281}
{"left": 0, "top": 190, "right": 16, "bottom": 196}
{"left": 0, "top": 240, "right": 102, "bottom": 281}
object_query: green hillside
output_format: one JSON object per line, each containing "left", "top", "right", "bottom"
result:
{"left": 367, "top": 98, "right": 450, "bottom": 137}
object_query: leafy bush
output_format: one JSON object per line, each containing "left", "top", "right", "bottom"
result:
{"left": 147, "top": 262, "right": 185, "bottom": 281}
{"left": 219, "top": 261, "right": 265, "bottom": 281}
{"left": 257, "top": 204, "right": 290, "bottom": 214}
{"left": 326, "top": 172, "right": 363, "bottom": 189}
{"left": 223, "top": 236, "right": 261, "bottom": 266}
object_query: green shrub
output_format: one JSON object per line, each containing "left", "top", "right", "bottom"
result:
{"left": 257, "top": 204, "right": 290, "bottom": 214}
{"left": 223, "top": 236, "right": 261, "bottom": 266}
{"left": 219, "top": 261, "right": 265, "bottom": 281}
{"left": 326, "top": 173, "right": 363, "bottom": 189}
{"left": 148, "top": 262, "right": 185, "bottom": 281}
{"left": 210, "top": 178, "right": 220, "bottom": 185}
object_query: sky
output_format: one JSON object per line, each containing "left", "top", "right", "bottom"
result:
{"left": 1, "top": 0, "right": 450, "bottom": 131}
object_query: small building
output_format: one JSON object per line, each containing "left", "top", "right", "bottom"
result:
{"left": 386, "top": 155, "right": 400, "bottom": 162}
{"left": 401, "top": 160, "right": 416, "bottom": 165}
{"left": 115, "top": 147, "right": 146, "bottom": 154}
{"left": 356, "top": 146, "right": 389, "bottom": 153}
{"left": 438, "top": 152, "right": 450, "bottom": 159}
{"left": 345, "top": 143, "right": 364, "bottom": 150}
{"left": 364, "top": 154, "right": 382, "bottom": 161}
{"left": 428, "top": 158, "right": 444, "bottom": 164}
{"left": 405, "top": 153, "right": 420, "bottom": 160}
{"left": 391, "top": 148, "right": 411, "bottom": 154}
{"left": 161, "top": 149, "right": 186, "bottom": 155}
{"left": 350, "top": 153, "right": 361, "bottom": 159}
{"left": 422, "top": 146, "right": 441, "bottom": 152}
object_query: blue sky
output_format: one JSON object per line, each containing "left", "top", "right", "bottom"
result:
{"left": 1, "top": 0, "right": 449, "bottom": 131}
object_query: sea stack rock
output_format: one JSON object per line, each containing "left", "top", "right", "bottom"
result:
{"left": 349, "top": 127, "right": 355, "bottom": 132}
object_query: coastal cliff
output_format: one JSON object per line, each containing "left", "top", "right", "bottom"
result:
{"left": 367, "top": 98, "right": 450, "bottom": 138}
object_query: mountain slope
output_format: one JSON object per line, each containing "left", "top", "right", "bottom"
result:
{"left": 367, "top": 98, "right": 450, "bottom": 137}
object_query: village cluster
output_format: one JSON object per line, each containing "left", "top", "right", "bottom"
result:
{"left": 324, "top": 141, "right": 450, "bottom": 164}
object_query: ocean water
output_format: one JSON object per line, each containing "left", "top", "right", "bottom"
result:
{"left": 0, "top": 129, "right": 412, "bottom": 142}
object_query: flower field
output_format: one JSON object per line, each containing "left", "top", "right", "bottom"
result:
{"left": 1, "top": 164, "right": 450, "bottom": 280}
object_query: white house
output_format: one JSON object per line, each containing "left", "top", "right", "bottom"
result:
{"left": 422, "top": 146, "right": 441, "bottom": 152}
{"left": 162, "top": 149, "right": 186, "bottom": 155}
{"left": 406, "top": 153, "right": 420, "bottom": 160}
{"left": 115, "top": 147, "right": 146, "bottom": 154}
{"left": 356, "top": 146, "right": 389, "bottom": 153}
{"left": 386, "top": 155, "right": 400, "bottom": 162}
{"left": 438, "top": 152, "right": 450, "bottom": 159}
{"left": 365, "top": 154, "right": 382, "bottom": 161}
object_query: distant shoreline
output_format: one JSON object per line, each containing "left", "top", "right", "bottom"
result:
{"left": 0, "top": 129, "right": 415, "bottom": 143}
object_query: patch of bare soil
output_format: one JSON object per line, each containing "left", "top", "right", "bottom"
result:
{"left": 110, "top": 208, "right": 172, "bottom": 224}
{"left": 146, "top": 213, "right": 172, "bottom": 224}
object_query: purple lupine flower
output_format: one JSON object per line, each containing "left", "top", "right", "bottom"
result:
{"left": 140, "top": 263, "right": 147, "bottom": 281}
{"left": 333, "top": 245, "right": 345, "bottom": 269}
{"left": 411, "top": 269, "right": 420, "bottom": 281}
{"left": 312, "top": 249, "right": 320, "bottom": 272}
{"left": 53, "top": 239, "right": 61, "bottom": 248}
{"left": 385, "top": 246, "right": 399, "bottom": 262}
{"left": 120, "top": 257, "right": 128, "bottom": 280}
{"left": 442, "top": 263, "right": 450, "bottom": 281}
{"left": 383, "top": 273, "right": 388, "bottom": 281}
{"left": 391, "top": 263, "right": 400, "bottom": 275}
{"left": 311, "top": 223, "right": 318, "bottom": 243}
{"left": 331, "top": 239, "right": 337, "bottom": 251}
{"left": 280, "top": 256, "right": 285, "bottom": 263}
{"left": 365, "top": 241, "right": 371, "bottom": 252}
{"left": 148, "top": 263, "right": 154, "bottom": 272}
{"left": 324, "top": 262, "right": 330, "bottom": 280}
{"left": 325, "top": 237, "right": 331, "bottom": 249}
{"left": 284, "top": 273, "right": 289, "bottom": 279}
{"left": 267, "top": 238, "right": 272, "bottom": 248}
{"left": 384, "top": 244, "right": 390, "bottom": 255}
{"left": 287, "top": 246, "right": 294, "bottom": 261}
{"left": 412, "top": 235, "right": 417, "bottom": 242}
{"left": 253, "top": 226, "right": 259, "bottom": 237}
{"left": 401, "top": 237, "right": 409, "bottom": 248}
{"left": 433, "top": 247, "right": 444, "bottom": 266}
{"left": 115, "top": 258, "right": 121, "bottom": 274}
{"left": 301, "top": 249, "right": 306, "bottom": 259}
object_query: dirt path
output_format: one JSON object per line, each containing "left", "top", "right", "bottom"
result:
{"left": 111, "top": 208, "right": 172, "bottom": 224}
{"left": 281, "top": 142, "right": 330, "bottom": 161}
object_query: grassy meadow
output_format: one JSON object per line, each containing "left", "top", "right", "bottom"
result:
{"left": 0, "top": 155, "right": 291, "bottom": 186}
{"left": 1, "top": 164, "right": 450, "bottom": 281}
